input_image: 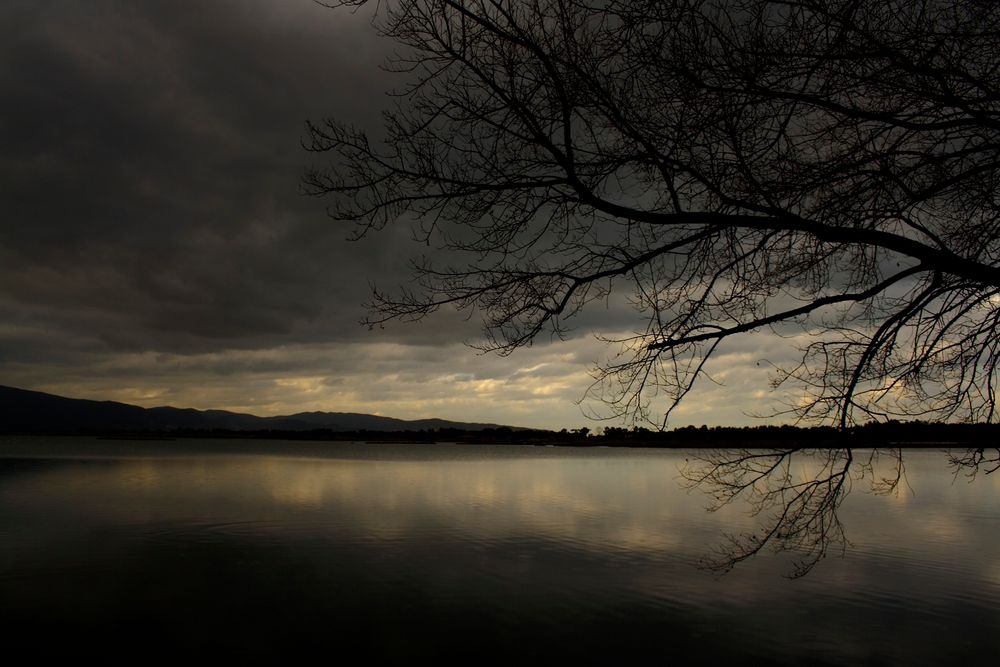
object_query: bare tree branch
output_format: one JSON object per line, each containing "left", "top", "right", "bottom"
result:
{"left": 307, "top": 0, "right": 1000, "bottom": 427}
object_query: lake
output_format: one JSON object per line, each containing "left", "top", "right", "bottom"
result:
{"left": 1, "top": 437, "right": 997, "bottom": 664}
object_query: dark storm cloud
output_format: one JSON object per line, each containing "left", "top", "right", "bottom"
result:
{"left": 0, "top": 0, "right": 474, "bottom": 356}
{"left": 0, "top": 0, "right": 653, "bottom": 361}
{"left": 0, "top": 1, "right": 783, "bottom": 427}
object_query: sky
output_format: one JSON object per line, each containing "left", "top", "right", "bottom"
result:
{"left": 0, "top": 0, "right": 798, "bottom": 430}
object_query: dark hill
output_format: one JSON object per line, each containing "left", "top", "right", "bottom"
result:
{"left": 0, "top": 385, "right": 512, "bottom": 433}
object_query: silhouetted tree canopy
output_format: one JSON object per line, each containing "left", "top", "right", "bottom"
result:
{"left": 306, "top": 0, "right": 1000, "bottom": 428}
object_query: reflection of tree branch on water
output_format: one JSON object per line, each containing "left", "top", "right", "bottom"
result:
{"left": 948, "top": 448, "right": 1000, "bottom": 479}
{"left": 682, "top": 448, "right": 906, "bottom": 578}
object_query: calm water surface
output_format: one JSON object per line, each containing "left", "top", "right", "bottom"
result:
{"left": 1, "top": 437, "right": 997, "bottom": 664}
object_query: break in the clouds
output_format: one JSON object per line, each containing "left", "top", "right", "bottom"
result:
{"left": 0, "top": 0, "right": 799, "bottom": 429}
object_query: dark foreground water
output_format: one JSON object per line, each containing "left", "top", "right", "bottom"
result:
{"left": 1, "top": 438, "right": 997, "bottom": 664}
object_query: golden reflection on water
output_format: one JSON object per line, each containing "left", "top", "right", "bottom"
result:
{"left": 249, "top": 454, "right": 699, "bottom": 554}
{"left": 1, "top": 447, "right": 709, "bottom": 558}
{"left": 2, "top": 441, "right": 999, "bottom": 586}
{"left": 2, "top": 439, "right": 1000, "bottom": 667}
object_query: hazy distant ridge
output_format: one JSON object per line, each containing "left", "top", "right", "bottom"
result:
{"left": 0, "top": 385, "right": 510, "bottom": 433}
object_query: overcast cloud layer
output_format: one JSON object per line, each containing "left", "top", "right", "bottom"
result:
{"left": 0, "top": 0, "right": 799, "bottom": 429}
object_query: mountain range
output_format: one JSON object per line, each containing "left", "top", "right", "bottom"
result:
{"left": 0, "top": 385, "right": 514, "bottom": 433}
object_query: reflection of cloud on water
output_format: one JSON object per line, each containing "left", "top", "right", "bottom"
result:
{"left": 7, "top": 447, "right": 999, "bottom": 598}
{"left": 0, "top": 450, "right": 699, "bottom": 558}
{"left": 118, "top": 459, "right": 163, "bottom": 490}
{"left": 266, "top": 466, "right": 328, "bottom": 509}
{"left": 4, "top": 443, "right": 1000, "bottom": 642}
{"left": 252, "top": 456, "right": 696, "bottom": 556}
{"left": 912, "top": 507, "right": 968, "bottom": 543}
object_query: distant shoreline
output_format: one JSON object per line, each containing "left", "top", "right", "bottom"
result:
{"left": 3, "top": 421, "right": 998, "bottom": 449}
